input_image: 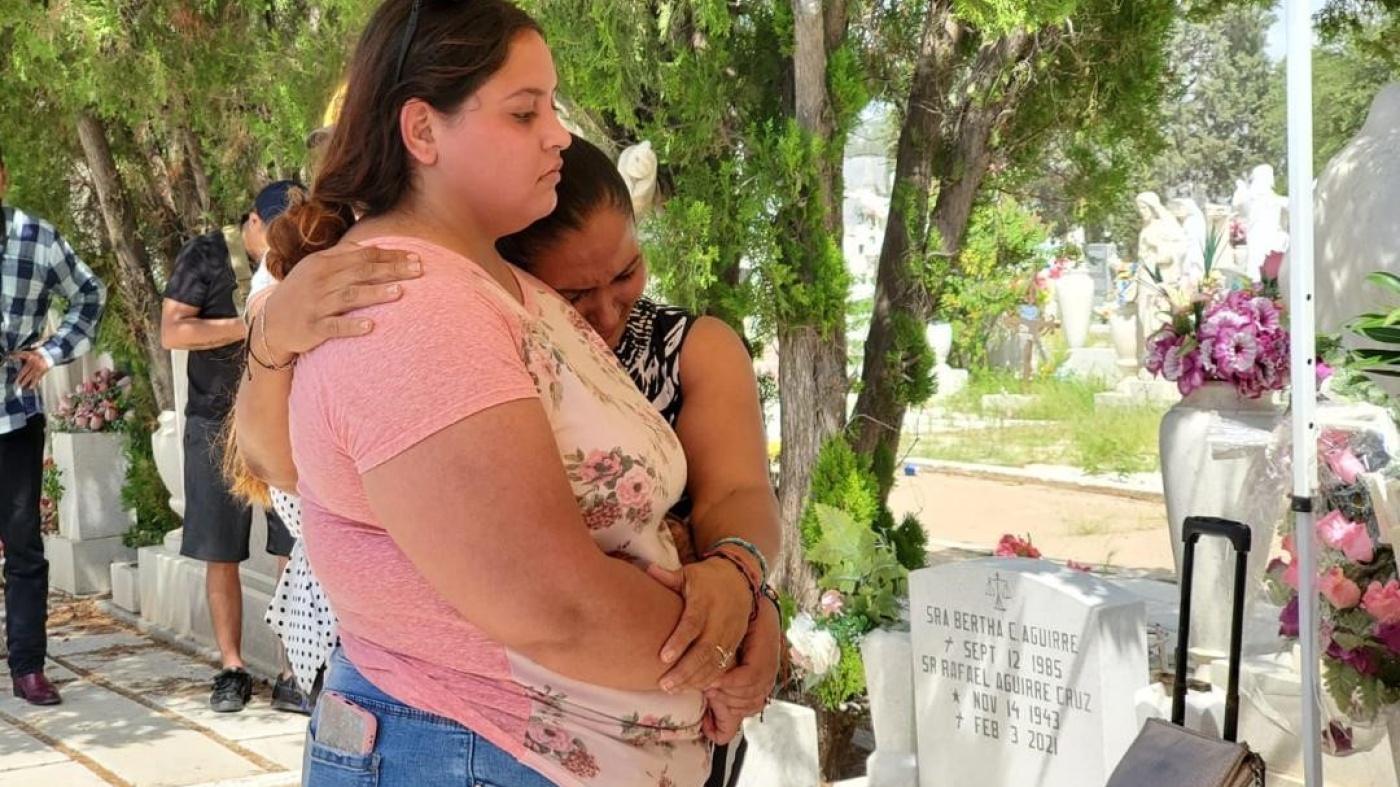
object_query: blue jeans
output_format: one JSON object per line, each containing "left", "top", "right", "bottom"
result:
{"left": 305, "top": 648, "right": 557, "bottom": 787}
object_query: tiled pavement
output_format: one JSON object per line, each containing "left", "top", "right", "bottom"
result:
{"left": 0, "top": 596, "right": 305, "bottom": 787}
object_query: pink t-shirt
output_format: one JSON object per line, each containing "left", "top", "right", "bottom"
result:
{"left": 290, "top": 238, "right": 708, "bottom": 787}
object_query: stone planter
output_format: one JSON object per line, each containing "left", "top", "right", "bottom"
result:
{"left": 47, "top": 431, "right": 136, "bottom": 594}
{"left": 51, "top": 431, "right": 131, "bottom": 541}
{"left": 1159, "top": 381, "right": 1283, "bottom": 660}
{"left": 1056, "top": 268, "right": 1096, "bottom": 349}
{"left": 1107, "top": 303, "right": 1139, "bottom": 373}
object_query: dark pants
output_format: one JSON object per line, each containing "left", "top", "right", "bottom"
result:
{"left": 0, "top": 415, "right": 48, "bottom": 675}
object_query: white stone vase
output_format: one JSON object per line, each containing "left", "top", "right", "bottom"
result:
{"left": 1159, "top": 381, "right": 1282, "bottom": 660}
{"left": 860, "top": 629, "right": 918, "bottom": 787}
{"left": 51, "top": 431, "right": 131, "bottom": 541}
{"left": 925, "top": 322, "right": 953, "bottom": 369}
{"left": 1056, "top": 268, "right": 1096, "bottom": 349}
{"left": 1108, "top": 304, "right": 1139, "bottom": 373}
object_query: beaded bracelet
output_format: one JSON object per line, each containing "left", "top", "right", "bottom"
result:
{"left": 703, "top": 549, "right": 761, "bottom": 623}
{"left": 707, "top": 536, "right": 769, "bottom": 584}
{"left": 245, "top": 304, "right": 297, "bottom": 374}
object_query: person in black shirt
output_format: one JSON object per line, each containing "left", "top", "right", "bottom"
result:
{"left": 161, "top": 190, "right": 297, "bottom": 713}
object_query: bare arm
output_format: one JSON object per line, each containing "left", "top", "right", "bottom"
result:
{"left": 160, "top": 299, "right": 245, "bottom": 351}
{"left": 678, "top": 317, "right": 781, "bottom": 565}
{"left": 362, "top": 398, "right": 684, "bottom": 690}
{"left": 233, "top": 244, "right": 423, "bottom": 489}
{"left": 234, "top": 290, "right": 297, "bottom": 489}
{"left": 649, "top": 316, "right": 782, "bottom": 690}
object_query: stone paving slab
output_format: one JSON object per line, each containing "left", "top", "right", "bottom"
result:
{"left": 0, "top": 721, "right": 70, "bottom": 770}
{"left": 238, "top": 732, "right": 309, "bottom": 771}
{"left": 154, "top": 691, "right": 309, "bottom": 744}
{"left": 0, "top": 759, "right": 114, "bottom": 787}
{"left": 4, "top": 679, "right": 268, "bottom": 786}
{"left": 62, "top": 646, "right": 219, "bottom": 696}
{"left": 49, "top": 629, "right": 155, "bottom": 658}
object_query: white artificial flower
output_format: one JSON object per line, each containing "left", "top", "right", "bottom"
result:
{"left": 786, "top": 612, "right": 841, "bottom": 677}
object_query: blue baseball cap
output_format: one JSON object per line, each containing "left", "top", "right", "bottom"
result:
{"left": 253, "top": 180, "right": 304, "bottom": 222}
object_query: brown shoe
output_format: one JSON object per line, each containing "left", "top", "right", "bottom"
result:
{"left": 12, "top": 671, "right": 62, "bottom": 706}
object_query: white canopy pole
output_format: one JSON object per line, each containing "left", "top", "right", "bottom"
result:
{"left": 1284, "top": 0, "right": 1322, "bottom": 784}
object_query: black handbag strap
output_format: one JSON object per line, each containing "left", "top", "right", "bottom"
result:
{"left": 1171, "top": 516, "right": 1252, "bottom": 742}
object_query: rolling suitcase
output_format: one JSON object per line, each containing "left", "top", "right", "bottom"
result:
{"left": 1104, "top": 516, "right": 1266, "bottom": 787}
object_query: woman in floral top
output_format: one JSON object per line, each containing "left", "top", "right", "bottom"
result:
{"left": 235, "top": 2, "right": 777, "bottom": 785}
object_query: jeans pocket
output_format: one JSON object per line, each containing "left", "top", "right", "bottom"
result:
{"left": 305, "top": 739, "right": 381, "bottom": 786}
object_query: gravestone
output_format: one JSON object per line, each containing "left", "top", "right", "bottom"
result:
{"left": 910, "top": 558, "right": 1147, "bottom": 787}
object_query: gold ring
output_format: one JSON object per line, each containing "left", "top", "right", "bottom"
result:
{"left": 714, "top": 644, "right": 733, "bottom": 669}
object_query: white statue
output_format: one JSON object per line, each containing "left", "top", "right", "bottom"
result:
{"left": 1230, "top": 164, "right": 1289, "bottom": 281}
{"left": 1167, "top": 197, "right": 1208, "bottom": 280}
{"left": 1308, "top": 83, "right": 1400, "bottom": 397}
{"left": 1134, "top": 192, "right": 1188, "bottom": 367}
{"left": 1135, "top": 192, "right": 1188, "bottom": 283}
{"left": 617, "top": 140, "right": 658, "bottom": 218}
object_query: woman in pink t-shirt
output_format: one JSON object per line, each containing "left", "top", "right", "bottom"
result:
{"left": 245, "top": 1, "right": 746, "bottom": 785}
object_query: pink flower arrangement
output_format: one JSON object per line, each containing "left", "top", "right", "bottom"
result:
{"left": 1265, "top": 422, "right": 1400, "bottom": 727}
{"left": 52, "top": 368, "right": 133, "bottom": 433}
{"left": 1144, "top": 287, "right": 1290, "bottom": 398}
{"left": 1142, "top": 227, "right": 1289, "bottom": 398}
{"left": 995, "top": 533, "right": 1042, "bottom": 559}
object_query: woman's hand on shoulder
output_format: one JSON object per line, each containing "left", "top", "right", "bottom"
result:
{"left": 262, "top": 242, "right": 423, "bottom": 357}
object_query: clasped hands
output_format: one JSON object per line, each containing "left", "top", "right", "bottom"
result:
{"left": 646, "top": 553, "right": 781, "bottom": 746}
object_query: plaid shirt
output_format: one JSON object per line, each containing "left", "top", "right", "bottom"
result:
{"left": 2, "top": 204, "right": 107, "bottom": 435}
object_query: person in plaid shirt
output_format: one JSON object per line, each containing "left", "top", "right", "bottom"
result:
{"left": 1, "top": 144, "right": 107, "bottom": 706}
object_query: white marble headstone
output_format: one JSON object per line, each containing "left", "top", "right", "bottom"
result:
{"left": 910, "top": 558, "right": 1147, "bottom": 787}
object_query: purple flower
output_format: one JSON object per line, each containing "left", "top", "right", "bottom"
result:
{"left": 1279, "top": 595, "right": 1300, "bottom": 637}
{"left": 1144, "top": 329, "right": 1178, "bottom": 375}
{"left": 1325, "top": 721, "right": 1355, "bottom": 754}
{"left": 1375, "top": 622, "right": 1400, "bottom": 656}
{"left": 1213, "top": 328, "right": 1261, "bottom": 376}
{"left": 1326, "top": 640, "right": 1380, "bottom": 677}
{"left": 1317, "top": 360, "right": 1334, "bottom": 384}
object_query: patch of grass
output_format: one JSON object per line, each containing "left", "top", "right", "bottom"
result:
{"left": 910, "top": 370, "right": 1168, "bottom": 475}
{"left": 1067, "top": 516, "right": 1113, "bottom": 537}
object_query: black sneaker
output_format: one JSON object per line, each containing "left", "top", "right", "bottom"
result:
{"left": 209, "top": 667, "right": 253, "bottom": 713}
{"left": 270, "top": 674, "right": 310, "bottom": 715}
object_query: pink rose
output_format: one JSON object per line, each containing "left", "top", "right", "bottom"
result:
{"left": 1323, "top": 448, "right": 1366, "bottom": 486}
{"left": 995, "top": 533, "right": 1041, "bottom": 559}
{"left": 1066, "top": 560, "right": 1093, "bottom": 573}
{"left": 614, "top": 466, "right": 654, "bottom": 509}
{"left": 1261, "top": 250, "right": 1284, "bottom": 282}
{"left": 526, "top": 718, "right": 571, "bottom": 754}
{"left": 576, "top": 449, "right": 623, "bottom": 484}
{"left": 1280, "top": 535, "right": 1300, "bottom": 590}
{"left": 1362, "top": 580, "right": 1400, "bottom": 626}
{"left": 1318, "top": 567, "right": 1362, "bottom": 609}
{"left": 1317, "top": 510, "right": 1374, "bottom": 563}
{"left": 819, "top": 589, "right": 845, "bottom": 616}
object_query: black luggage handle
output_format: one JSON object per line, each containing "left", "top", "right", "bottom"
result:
{"left": 1171, "top": 516, "right": 1252, "bottom": 742}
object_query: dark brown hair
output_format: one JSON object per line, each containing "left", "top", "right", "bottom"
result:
{"left": 266, "top": 0, "right": 543, "bottom": 279}
{"left": 496, "top": 134, "right": 634, "bottom": 270}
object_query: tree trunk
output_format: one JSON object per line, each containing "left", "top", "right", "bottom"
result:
{"left": 854, "top": 15, "right": 1038, "bottom": 503}
{"left": 77, "top": 110, "right": 175, "bottom": 411}
{"left": 178, "top": 124, "right": 213, "bottom": 225}
{"left": 773, "top": 324, "right": 846, "bottom": 607}
{"left": 769, "top": 0, "right": 849, "bottom": 606}
{"left": 851, "top": 2, "right": 950, "bottom": 486}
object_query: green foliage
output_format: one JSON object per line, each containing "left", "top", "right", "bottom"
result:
{"left": 887, "top": 310, "right": 935, "bottom": 408}
{"left": 943, "top": 196, "right": 1049, "bottom": 369}
{"left": 1264, "top": 40, "right": 1400, "bottom": 177}
{"left": 806, "top": 504, "right": 908, "bottom": 628}
{"left": 801, "top": 438, "right": 880, "bottom": 551}
{"left": 1346, "top": 272, "right": 1400, "bottom": 379}
{"left": 808, "top": 621, "right": 868, "bottom": 711}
